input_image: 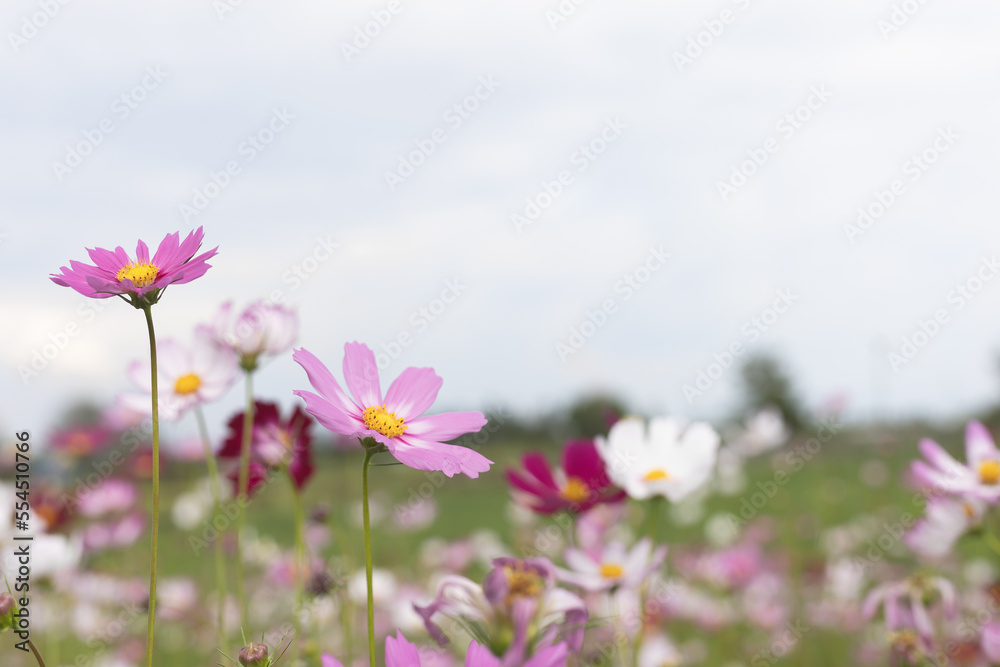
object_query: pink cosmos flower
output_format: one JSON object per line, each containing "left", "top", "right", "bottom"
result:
{"left": 982, "top": 621, "right": 1000, "bottom": 663}
{"left": 77, "top": 479, "right": 138, "bottom": 518}
{"left": 863, "top": 576, "right": 957, "bottom": 644}
{"left": 415, "top": 557, "right": 586, "bottom": 664}
{"left": 506, "top": 440, "right": 625, "bottom": 515}
{"left": 905, "top": 496, "right": 984, "bottom": 560}
{"left": 559, "top": 538, "right": 667, "bottom": 592}
{"left": 292, "top": 344, "right": 491, "bottom": 478}
{"left": 911, "top": 421, "right": 1000, "bottom": 502}
{"left": 208, "top": 300, "right": 298, "bottom": 369}
{"left": 50, "top": 227, "right": 217, "bottom": 306}
{"left": 118, "top": 328, "right": 238, "bottom": 422}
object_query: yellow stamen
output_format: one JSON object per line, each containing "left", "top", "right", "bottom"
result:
{"left": 980, "top": 460, "right": 1000, "bottom": 485}
{"left": 174, "top": 373, "right": 201, "bottom": 395}
{"left": 115, "top": 261, "right": 159, "bottom": 288}
{"left": 644, "top": 469, "right": 669, "bottom": 482}
{"left": 504, "top": 563, "right": 543, "bottom": 604}
{"left": 599, "top": 563, "right": 624, "bottom": 579}
{"left": 363, "top": 404, "right": 408, "bottom": 438}
{"left": 560, "top": 477, "right": 590, "bottom": 503}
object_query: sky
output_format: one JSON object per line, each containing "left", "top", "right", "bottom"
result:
{"left": 3, "top": 0, "right": 1000, "bottom": 442}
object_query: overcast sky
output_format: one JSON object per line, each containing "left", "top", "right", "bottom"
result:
{"left": 3, "top": 0, "right": 1000, "bottom": 442}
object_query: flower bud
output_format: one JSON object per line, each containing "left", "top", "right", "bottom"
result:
{"left": 239, "top": 642, "right": 269, "bottom": 666}
{"left": 0, "top": 593, "right": 13, "bottom": 616}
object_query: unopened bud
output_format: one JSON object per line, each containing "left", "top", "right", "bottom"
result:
{"left": 239, "top": 642, "right": 268, "bottom": 666}
{"left": 0, "top": 593, "right": 13, "bottom": 616}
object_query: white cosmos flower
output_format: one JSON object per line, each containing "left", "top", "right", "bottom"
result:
{"left": 559, "top": 538, "right": 667, "bottom": 592}
{"left": 119, "top": 327, "right": 238, "bottom": 422}
{"left": 596, "top": 417, "right": 720, "bottom": 502}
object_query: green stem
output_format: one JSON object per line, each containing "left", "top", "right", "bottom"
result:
{"left": 28, "top": 640, "right": 46, "bottom": 667}
{"left": 290, "top": 476, "right": 306, "bottom": 665}
{"left": 361, "top": 447, "right": 377, "bottom": 667}
{"left": 645, "top": 496, "right": 663, "bottom": 542}
{"left": 141, "top": 305, "right": 160, "bottom": 667}
{"left": 235, "top": 371, "right": 255, "bottom": 630}
{"left": 194, "top": 405, "right": 227, "bottom": 648}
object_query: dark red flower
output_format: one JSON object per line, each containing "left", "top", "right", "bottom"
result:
{"left": 506, "top": 439, "right": 625, "bottom": 515}
{"left": 219, "top": 401, "right": 314, "bottom": 494}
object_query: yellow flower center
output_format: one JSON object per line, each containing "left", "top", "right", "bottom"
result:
{"left": 980, "top": 460, "right": 1000, "bottom": 485}
{"left": 174, "top": 373, "right": 201, "bottom": 395}
{"left": 599, "top": 563, "right": 624, "bottom": 579}
{"left": 560, "top": 477, "right": 590, "bottom": 503}
{"left": 503, "top": 563, "right": 543, "bottom": 604}
{"left": 115, "top": 262, "right": 159, "bottom": 288}
{"left": 644, "top": 468, "right": 670, "bottom": 482}
{"left": 362, "top": 404, "right": 408, "bottom": 438}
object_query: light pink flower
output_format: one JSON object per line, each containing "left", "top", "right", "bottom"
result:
{"left": 208, "top": 300, "right": 298, "bottom": 368}
{"left": 77, "top": 479, "right": 138, "bottom": 518}
{"left": 50, "top": 227, "right": 217, "bottom": 304}
{"left": 118, "top": 328, "right": 238, "bottom": 422}
{"left": 293, "top": 343, "right": 491, "bottom": 478}
{"left": 911, "top": 421, "right": 1000, "bottom": 502}
{"left": 863, "top": 576, "right": 957, "bottom": 644}
{"left": 905, "top": 496, "right": 984, "bottom": 560}
{"left": 559, "top": 538, "right": 667, "bottom": 592}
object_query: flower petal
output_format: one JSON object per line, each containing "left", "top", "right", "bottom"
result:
{"left": 407, "top": 411, "right": 487, "bottom": 442}
{"left": 342, "top": 342, "right": 382, "bottom": 407}
{"left": 391, "top": 435, "right": 493, "bottom": 478}
{"left": 384, "top": 366, "right": 443, "bottom": 420}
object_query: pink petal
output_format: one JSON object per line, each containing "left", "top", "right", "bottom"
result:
{"left": 919, "top": 439, "right": 964, "bottom": 474}
{"left": 465, "top": 642, "right": 501, "bottom": 667}
{"left": 321, "top": 654, "right": 345, "bottom": 667}
{"left": 407, "top": 411, "right": 487, "bottom": 442}
{"left": 391, "top": 435, "right": 493, "bottom": 478}
{"left": 384, "top": 631, "right": 421, "bottom": 667}
{"left": 151, "top": 230, "right": 181, "bottom": 268}
{"left": 342, "top": 342, "right": 382, "bottom": 407}
{"left": 293, "top": 390, "right": 364, "bottom": 436}
{"left": 293, "top": 348, "right": 361, "bottom": 418}
{"left": 562, "top": 440, "right": 610, "bottom": 489}
{"left": 524, "top": 643, "right": 569, "bottom": 667}
{"left": 521, "top": 453, "right": 558, "bottom": 490}
{"left": 384, "top": 366, "right": 443, "bottom": 420}
{"left": 966, "top": 421, "right": 1000, "bottom": 468}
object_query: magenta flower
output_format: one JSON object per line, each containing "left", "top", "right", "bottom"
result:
{"left": 910, "top": 421, "right": 1000, "bottom": 502}
{"left": 506, "top": 439, "right": 625, "bottom": 515}
{"left": 217, "top": 401, "right": 315, "bottom": 493}
{"left": 50, "top": 227, "right": 217, "bottom": 307}
{"left": 292, "top": 344, "right": 491, "bottom": 478}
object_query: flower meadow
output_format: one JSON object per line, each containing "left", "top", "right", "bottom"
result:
{"left": 5, "top": 228, "right": 1000, "bottom": 667}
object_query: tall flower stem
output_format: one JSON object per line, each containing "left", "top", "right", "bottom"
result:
{"left": 194, "top": 405, "right": 227, "bottom": 647}
{"left": 361, "top": 446, "right": 377, "bottom": 667}
{"left": 290, "top": 476, "right": 306, "bottom": 665}
{"left": 235, "top": 371, "right": 255, "bottom": 630}
{"left": 645, "top": 496, "right": 663, "bottom": 542}
{"left": 141, "top": 305, "right": 160, "bottom": 667}
{"left": 27, "top": 640, "right": 46, "bottom": 667}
